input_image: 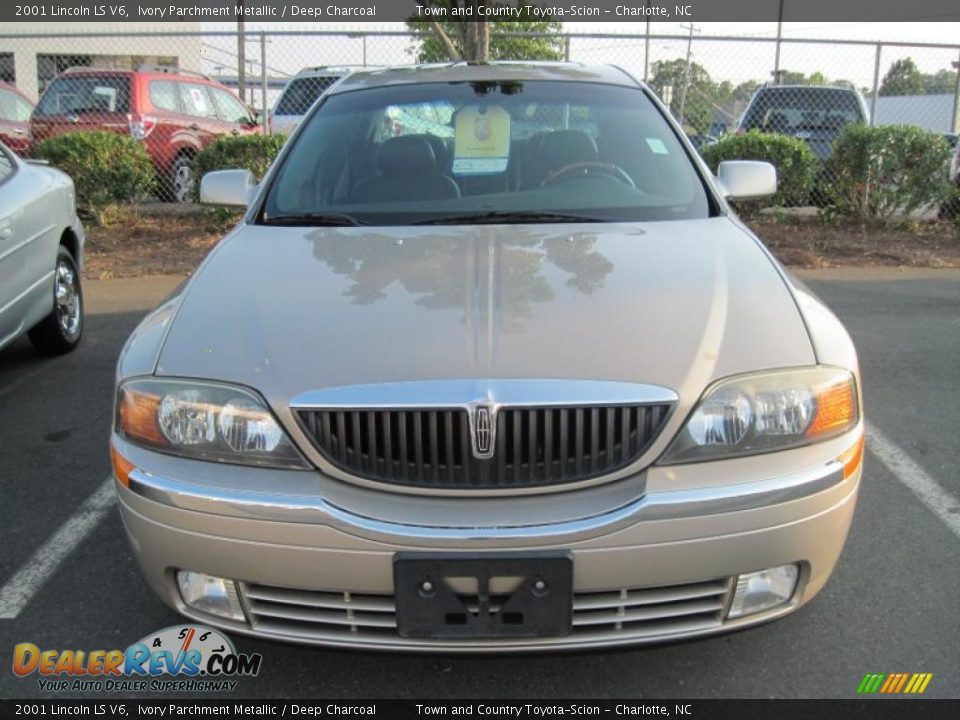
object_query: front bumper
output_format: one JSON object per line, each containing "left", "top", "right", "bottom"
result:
{"left": 114, "top": 431, "right": 862, "bottom": 652}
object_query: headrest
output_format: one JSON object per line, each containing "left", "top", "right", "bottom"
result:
{"left": 538, "top": 130, "right": 599, "bottom": 171}
{"left": 377, "top": 135, "right": 437, "bottom": 174}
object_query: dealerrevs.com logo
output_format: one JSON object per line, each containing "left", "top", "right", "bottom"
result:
{"left": 12, "top": 625, "right": 262, "bottom": 692}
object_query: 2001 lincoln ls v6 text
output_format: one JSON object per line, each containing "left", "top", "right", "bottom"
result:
{"left": 111, "top": 63, "right": 864, "bottom": 652}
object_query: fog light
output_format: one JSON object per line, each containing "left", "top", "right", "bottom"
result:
{"left": 728, "top": 564, "right": 799, "bottom": 619}
{"left": 176, "top": 570, "right": 245, "bottom": 621}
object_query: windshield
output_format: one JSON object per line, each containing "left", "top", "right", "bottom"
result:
{"left": 35, "top": 75, "right": 131, "bottom": 116}
{"left": 260, "top": 80, "right": 711, "bottom": 226}
{"left": 742, "top": 88, "right": 865, "bottom": 133}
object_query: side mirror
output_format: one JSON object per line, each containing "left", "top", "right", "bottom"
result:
{"left": 200, "top": 169, "right": 256, "bottom": 207}
{"left": 716, "top": 160, "right": 777, "bottom": 201}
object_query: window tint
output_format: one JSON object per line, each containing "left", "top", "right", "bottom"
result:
{"left": 178, "top": 83, "right": 217, "bottom": 118}
{"left": 35, "top": 75, "right": 131, "bottom": 115}
{"left": 274, "top": 76, "right": 340, "bottom": 116}
{"left": 0, "top": 89, "right": 33, "bottom": 122}
{"left": 742, "top": 88, "right": 865, "bottom": 132}
{"left": 149, "top": 80, "right": 178, "bottom": 112}
{"left": 210, "top": 87, "right": 250, "bottom": 124}
{"left": 263, "top": 81, "right": 710, "bottom": 225}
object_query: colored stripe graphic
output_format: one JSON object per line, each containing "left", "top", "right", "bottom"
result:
{"left": 857, "top": 672, "right": 932, "bottom": 694}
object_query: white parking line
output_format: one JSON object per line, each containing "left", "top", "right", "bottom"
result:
{"left": 0, "top": 477, "right": 115, "bottom": 619}
{"left": 867, "top": 422, "right": 960, "bottom": 540}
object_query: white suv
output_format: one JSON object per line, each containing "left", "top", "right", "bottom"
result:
{"left": 270, "top": 67, "right": 350, "bottom": 135}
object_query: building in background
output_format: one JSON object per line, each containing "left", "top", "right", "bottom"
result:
{"left": 0, "top": 22, "right": 202, "bottom": 101}
{"left": 874, "top": 94, "right": 957, "bottom": 133}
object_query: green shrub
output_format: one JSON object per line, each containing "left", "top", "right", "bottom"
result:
{"left": 33, "top": 131, "right": 154, "bottom": 225}
{"left": 701, "top": 131, "right": 818, "bottom": 215}
{"left": 824, "top": 124, "right": 952, "bottom": 220}
{"left": 192, "top": 134, "right": 286, "bottom": 201}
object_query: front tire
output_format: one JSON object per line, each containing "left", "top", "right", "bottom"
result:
{"left": 28, "top": 246, "right": 83, "bottom": 355}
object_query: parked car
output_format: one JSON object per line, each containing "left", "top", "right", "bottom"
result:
{"left": 270, "top": 67, "right": 349, "bottom": 136}
{"left": 0, "top": 82, "right": 34, "bottom": 156}
{"left": 0, "top": 141, "right": 84, "bottom": 355}
{"left": 736, "top": 85, "right": 869, "bottom": 161}
{"left": 112, "top": 63, "right": 864, "bottom": 652}
{"left": 29, "top": 66, "right": 260, "bottom": 202}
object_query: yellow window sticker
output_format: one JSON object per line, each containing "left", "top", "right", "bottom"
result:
{"left": 453, "top": 105, "right": 511, "bottom": 175}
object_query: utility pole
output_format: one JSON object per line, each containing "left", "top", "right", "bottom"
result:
{"left": 643, "top": 0, "right": 651, "bottom": 83}
{"left": 773, "top": 0, "right": 784, "bottom": 84}
{"left": 677, "top": 23, "right": 700, "bottom": 128}
{"left": 236, "top": 1, "right": 245, "bottom": 103}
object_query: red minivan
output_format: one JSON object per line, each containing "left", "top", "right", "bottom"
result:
{"left": 0, "top": 82, "right": 35, "bottom": 156}
{"left": 30, "top": 67, "right": 260, "bottom": 202}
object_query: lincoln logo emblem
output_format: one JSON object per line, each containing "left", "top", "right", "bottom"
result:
{"left": 475, "top": 406, "right": 492, "bottom": 456}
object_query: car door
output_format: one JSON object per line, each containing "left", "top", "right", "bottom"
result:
{"left": 177, "top": 82, "right": 221, "bottom": 149}
{"left": 0, "top": 146, "right": 55, "bottom": 344}
{"left": 209, "top": 86, "right": 259, "bottom": 137}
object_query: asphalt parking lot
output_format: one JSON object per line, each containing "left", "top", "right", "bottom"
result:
{"left": 1, "top": 268, "right": 958, "bottom": 700}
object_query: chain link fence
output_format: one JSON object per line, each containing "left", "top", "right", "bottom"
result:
{"left": 1, "top": 27, "right": 958, "bottom": 204}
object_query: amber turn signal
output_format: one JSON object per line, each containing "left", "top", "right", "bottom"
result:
{"left": 110, "top": 441, "right": 136, "bottom": 488}
{"left": 807, "top": 376, "right": 858, "bottom": 439}
{"left": 117, "top": 386, "right": 165, "bottom": 446}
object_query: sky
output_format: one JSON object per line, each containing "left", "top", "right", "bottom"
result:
{"left": 199, "top": 21, "right": 960, "bottom": 91}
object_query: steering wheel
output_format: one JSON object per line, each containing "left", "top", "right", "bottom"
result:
{"left": 541, "top": 161, "right": 636, "bottom": 188}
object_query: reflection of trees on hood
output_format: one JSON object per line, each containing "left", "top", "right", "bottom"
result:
{"left": 307, "top": 228, "right": 613, "bottom": 332}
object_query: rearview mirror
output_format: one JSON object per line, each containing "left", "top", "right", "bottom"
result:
{"left": 200, "top": 169, "right": 256, "bottom": 207}
{"left": 716, "top": 161, "right": 777, "bottom": 201}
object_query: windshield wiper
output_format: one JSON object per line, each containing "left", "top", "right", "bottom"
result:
{"left": 415, "top": 210, "right": 606, "bottom": 225}
{"left": 259, "top": 212, "right": 368, "bottom": 227}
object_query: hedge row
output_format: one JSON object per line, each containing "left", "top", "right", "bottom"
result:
{"left": 702, "top": 126, "right": 954, "bottom": 220}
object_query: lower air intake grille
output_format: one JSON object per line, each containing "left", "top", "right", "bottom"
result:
{"left": 240, "top": 578, "right": 732, "bottom": 647}
{"left": 295, "top": 404, "right": 671, "bottom": 490}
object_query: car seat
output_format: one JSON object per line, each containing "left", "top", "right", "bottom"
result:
{"left": 351, "top": 135, "right": 461, "bottom": 203}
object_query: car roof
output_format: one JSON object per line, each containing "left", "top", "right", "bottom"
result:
{"left": 329, "top": 62, "right": 640, "bottom": 94}
{"left": 290, "top": 66, "right": 356, "bottom": 79}
{"left": 756, "top": 85, "right": 859, "bottom": 93}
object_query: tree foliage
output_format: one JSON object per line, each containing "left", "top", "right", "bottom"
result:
{"left": 879, "top": 58, "right": 925, "bottom": 96}
{"left": 408, "top": 2, "right": 563, "bottom": 62}
{"left": 878, "top": 57, "right": 956, "bottom": 97}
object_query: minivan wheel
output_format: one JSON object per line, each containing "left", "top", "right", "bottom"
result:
{"left": 28, "top": 246, "right": 83, "bottom": 355}
{"left": 170, "top": 156, "right": 195, "bottom": 203}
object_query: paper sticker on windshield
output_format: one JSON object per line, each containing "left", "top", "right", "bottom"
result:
{"left": 452, "top": 105, "right": 510, "bottom": 175}
{"left": 645, "top": 137, "right": 669, "bottom": 155}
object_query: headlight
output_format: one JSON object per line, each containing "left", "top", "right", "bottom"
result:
{"left": 660, "top": 367, "right": 858, "bottom": 464}
{"left": 116, "top": 378, "right": 308, "bottom": 469}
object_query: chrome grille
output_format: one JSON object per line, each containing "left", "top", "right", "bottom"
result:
{"left": 295, "top": 404, "right": 671, "bottom": 489}
{"left": 240, "top": 578, "right": 732, "bottom": 646}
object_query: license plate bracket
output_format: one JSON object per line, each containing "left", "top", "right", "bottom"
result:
{"left": 393, "top": 551, "right": 573, "bottom": 639}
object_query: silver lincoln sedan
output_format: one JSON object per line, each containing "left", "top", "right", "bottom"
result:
{"left": 112, "top": 63, "right": 864, "bottom": 651}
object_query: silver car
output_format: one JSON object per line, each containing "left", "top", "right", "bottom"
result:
{"left": 0, "top": 141, "right": 84, "bottom": 355}
{"left": 113, "top": 64, "right": 864, "bottom": 652}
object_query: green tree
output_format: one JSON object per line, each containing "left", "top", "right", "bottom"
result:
{"left": 879, "top": 58, "right": 925, "bottom": 96}
{"left": 408, "top": 1, "right": 563, "bottom": 62}
{"left": 923, "top": 69, "right": 956, "bottom": 95}
{"left": 650, "top": 58, "right": 717, "bottom": 134}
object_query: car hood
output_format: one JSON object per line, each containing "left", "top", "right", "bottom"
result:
{"left": 155, "top": 218, "right": 815, "bottom": 409}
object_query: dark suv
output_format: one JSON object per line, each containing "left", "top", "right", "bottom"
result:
{"left": 737, "top": 85, "right": 868, "bottom": 160}
{"left": 30, "top": 67, "right": 260, "bottom": 202}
